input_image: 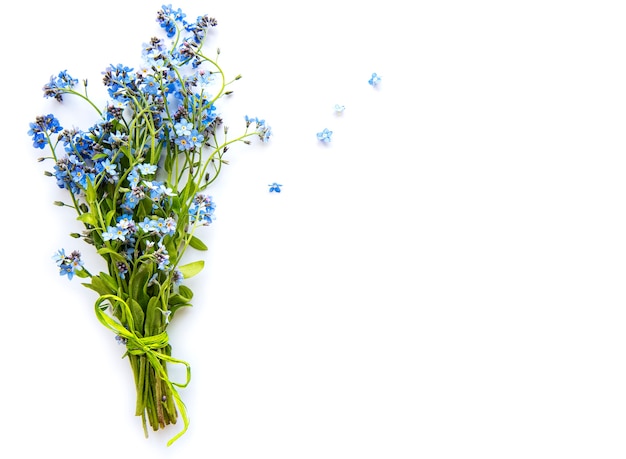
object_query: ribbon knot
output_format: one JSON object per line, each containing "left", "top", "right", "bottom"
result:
{"left": 126, "top": 332, "right": 169, "bottom": 356}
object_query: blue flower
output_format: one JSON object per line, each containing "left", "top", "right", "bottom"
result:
{"left": 175, "top": 135, "right": 193, "bottom": 151}
{"left": 368, "top": 72, "right": 381, "bottom": 87}
{"left": 117, "top": 261, "right": 129, "bottom": 279}
{"left": 141, "top": 76, "right": 160, "bottom": 95}
{"left": 137, "top": 163, "right": 158, "bottom": 175}
{"left": 43, "top": 70, "right": 78, "bottom": 101}
{"left": 53, "top": 249, "right": 84, "bottom": 280}
{"left": 28, "top": 114, "right": 63, "bottom": 148}
{"left": 32, "top": 133, "right": 47, "bottom": 149}
{"left": 268, "top": 183, "right": 282, "bottom": 193}
{"left": 154, "top": 242, "right": 170, "bottom": 270}
{"left": 189, "top": 193, "right": 216, "bottom": 226}
{"left": 316, "top": 128, "right": 333, "bottom": 143}
{"left": 171, "top": 269, "right": 184, "bottom": 286}
{"left": 334, "top": 104, "right": 345, "bottom": 113}
{"left": 189, "top": 129, "right": 205, "bottom": 149}
{"left": 102, "top": 225, "right": 127, "bottom": 242}
{"left": 174, "top": 118, "right": 193, "bottom": 137}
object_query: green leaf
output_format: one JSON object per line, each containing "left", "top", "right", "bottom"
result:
{"left": 178, "top": 285, "right": 193, "bottom": 301}
{"left": 105, "top": 209, "right": 116, "bottom": 227}
{"left": 99, "top": 272, "right": 119, "bottom": 292}
{"left": 74, "top": 268, "right": 90, "bottom": 279}
{"left": 77, "top": 212, "right": 98, "bottom": 227}
{"left": 169, "top": 286, "right": 193, "bottom": 306}
{"left": 128, "top": 298, "right": 145, "bottom": 332}
{"left": 170, "top": 302, "right": 192, "bottom": 320}
{"left": 85, "top": 176, "right": 97, "bottom": 205}
{"left": 97, "top": 247, "right": 128, "bottom": 264}
{"left": 178, "top": 260, "right": 204, "bottom": 279}
{"left": 188, "top": 236, "right": 208, "bottom": 251}
{"left": 129, "top": 263, "right": 151, "bottom": 308}
{"left": 82, "top": 275, "right": 114, "bottom": 296}
{"left": 144, "top": 296, "right": 162, "bottom": 336}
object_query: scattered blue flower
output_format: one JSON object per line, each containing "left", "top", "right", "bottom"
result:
{"left": 334, "top": 104, "right": 345, "bottom": 113}
{"left": 317, "top": 128, "right": 333, "bottom": 143}
{"left": 368, "top": 72, "right": 381, "bottom": 87}
{"left": 268, "top": 183, "right": 282, "bottom": 193}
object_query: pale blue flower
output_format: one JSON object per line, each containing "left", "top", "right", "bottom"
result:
{"left": 317, "top": 128, "right": 333, "bottom": 143}
{"left": 368, "top": 72, "right": 381, "bottom": 87}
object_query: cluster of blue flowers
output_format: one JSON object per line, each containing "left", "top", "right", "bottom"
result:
{"left": 43, "top": 70, "right": 79, "bottom": 101}
{"left": 28, "top": 114, "right": 63, "bottom": 150}
{"left": 244, "top": 115, "right": 272, "bottom": 143}
{"left": 29, "top": 4, "right": 274, "bottom": 288}
{"left": 52, "top": 249, "right": 84, "bottom": 280}
{"left": 157, "top": 4, "right": 217, "bottom": 45}
{"left": 188, "top": 193, "right": 216, "bottom": 226}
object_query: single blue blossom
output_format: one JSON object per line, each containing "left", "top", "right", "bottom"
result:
{"left": 268, "top": 183, "right": 282, "bottom": 193}
{"left": 102, "top": 225, "right": 127, "bottom": 242}
{"left": 189, "top": 129, "right": 204, "bottom": 149}
{"left": 174, "top": 118, "right": 193, "bottom": 137}
{"left": 334, "top": 104, "right": 345, "bottom": 113}
{"left": 175, "top": 135, "right": 193, "bottom": 151}
{"left": 317, "top": 128, "right": 333, "bottom": 143}
{"left": 141, "top": 76, "right": 160, "bottom": 95}
{"left": 137, "top": 163, "right": 158, "bottom": 175}
{"left": 368, "top": 72, "right": 381, "bottom": 87}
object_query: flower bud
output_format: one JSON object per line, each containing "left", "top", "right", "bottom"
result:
{"left": 53, "top": 201, "right": 65, "bottom": 206}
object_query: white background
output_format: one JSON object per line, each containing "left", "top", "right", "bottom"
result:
{"left": 2, "top": 0, "right": 626, "bottom": 457}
